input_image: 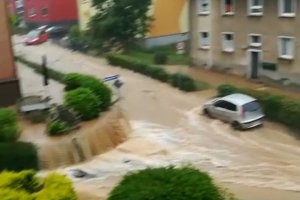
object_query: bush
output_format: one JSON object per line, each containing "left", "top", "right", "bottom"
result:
{"left": 217, "top": 84, "right": 300, "bottom": 131}
{"left": 106, "top": 54, "right": 203, "bottom": 91}
{"left": 46, "top": 120, "right": 71, "bottom": 136}
{"left": 64, "top": 73, "right": 112, "bottom": 110}
{"left": 0, "top": 142, "right": 39, "bottom": 171}
{"left": 108, "top": 166, "right": 235, "bottom": 200}
{"left": 217, "top": 84, "right": 240, "bottom": 97}
{"left": 153, "top": 52, "right": 168, "bottom": 65}
{"left": 0, "top": 171, "right": 76, "bottom": 200}
{"left": 0, "top": 108, "right": 20, "bottom": 142}
{"left": 65, "top": 88, "right": 101, "bottom": 120}
{"left": 169, "top": 73, "right": 197, "bottom": 92}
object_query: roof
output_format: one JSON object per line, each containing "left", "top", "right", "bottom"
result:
{"left": 221, "top": 93, "right": 256, "bottom": 106}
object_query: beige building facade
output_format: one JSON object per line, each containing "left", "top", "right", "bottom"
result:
{"left": 190, "top": 0, "right": 300, "bottom": 84}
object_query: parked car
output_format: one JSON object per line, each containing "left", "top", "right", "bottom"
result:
{"left": 25, "top": 29, "right": 48, "bottom": 45}
{"left": 202, "top": 93, "right": 264, "bottom": 130}
{"left": 37, "top": 25, "right": 68, "bottom": 39}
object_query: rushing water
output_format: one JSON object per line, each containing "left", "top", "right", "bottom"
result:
{"left": 54, "top": 106, "right": 300, "bottom": 195}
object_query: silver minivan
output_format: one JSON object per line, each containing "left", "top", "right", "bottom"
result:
{"left": 202, "top": 93, "right": 264, "bottom": 129}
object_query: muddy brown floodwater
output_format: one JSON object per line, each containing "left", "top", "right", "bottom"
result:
{"left": 15, "top": 38, "right": 300, "bottom": 200}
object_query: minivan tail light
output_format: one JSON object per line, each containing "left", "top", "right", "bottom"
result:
{"left": 241, "top": 108, "right": 245, "bottom": 118}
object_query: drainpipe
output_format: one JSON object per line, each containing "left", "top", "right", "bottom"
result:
{"left": 187, "top": 0, "right": 194, "bottom": 67}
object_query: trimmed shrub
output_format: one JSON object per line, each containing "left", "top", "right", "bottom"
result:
{"left": 153, "top": 52, "right": 168, "bottom": 65}
{"left": 64, "top": 73, "right": 112, "bottom": 110}
{"left": 169, "top": 73, "right": 197, "bottom": 92}
{"left": 108, "top": 166, "right": 235, "bottom": 200}
{"left": 46, "top": 120, "right": 71, "bottom": 136}
{"left": 0, "top": 108, "right": 20, "bottom": 142}
{"left": 217, "top": 84, "right": 240, "bottom": 97}
{"left": 106, "top": 54, "right": 203, "bottom": 92}
{"left": 0, "top": 142, "right": 39, "bottom": 171}
{"left": 34, "top": 173, "right": 77, "bottom": 200}
{"left": 279, "top": 100, "right": 300, "bottom": 129}
{"left": 0, "top": 171, "right": 76, "bottom": 200}
{"left": 65, "top": 88, "right": 101, "bottom": 120}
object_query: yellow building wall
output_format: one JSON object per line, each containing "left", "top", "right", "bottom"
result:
{"left": 77, "top": 0, "right": 96, "bottom": 30}
{"left": 149, "top": 0, "right": 188, "bottom": 37}
{"left": 77, "top": 0, "right": 188, "bottom": 38}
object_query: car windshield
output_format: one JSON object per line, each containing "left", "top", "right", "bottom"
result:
{"left": 27, "top": 30, "right": 40, "bottom": 37}
{"left": 242, "top": 100, "right": 260, "bottom": 112}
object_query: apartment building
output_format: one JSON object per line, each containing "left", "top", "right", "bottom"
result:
{"left": 0, "top": 0, "right": 20, "bottom": 107}
{"left": 23, "top": 0, "right": 78, "bottom": 27}
{"left": 189, "top": 0, "right": 300, "bottom": 84}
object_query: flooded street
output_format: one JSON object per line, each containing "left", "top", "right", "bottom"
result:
{"left": 14, "top": 38, "right": 300, "bottom": 200}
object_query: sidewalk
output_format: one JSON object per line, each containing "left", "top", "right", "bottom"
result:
{"left": 165, "top": 65, "right": 300, "bottom": 100}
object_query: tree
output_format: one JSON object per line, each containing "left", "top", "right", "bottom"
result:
{"left": 89, "top": 0, "right": 152, "bottom": 51}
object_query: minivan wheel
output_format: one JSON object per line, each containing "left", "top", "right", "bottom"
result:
{"left": 231, "top": 121, "right": 242, "bottom": 130}
{"left": 203, "top": 109, "right": 211, "bottom": 117}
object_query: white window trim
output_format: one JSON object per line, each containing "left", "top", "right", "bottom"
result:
{"left": 278, "top": 0, "right": 296, "bottom": 18}
{"left": 247, "top": 0, "right": 264, "bottom": 16}
{"left": 199, "top": 32, "right": 210, "bottom": 49}
{"left": 221, "top": 32, "right": 235, "bottom": 52}
{"left": 248, "top": 34, "right": 262, "bottom": 47}
{"left": 198, "top": 0, "right": 210, "bottom": 15}
{"left": 278, "top": 36, "right": 295, "bottom": 60}
{"left": 221, "top": 0, "right": 235, "bottom": 15}
{"left": 28, "top": 8, "right": 36, "bottom": 17}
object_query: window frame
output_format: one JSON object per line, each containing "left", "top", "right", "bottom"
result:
{"left": 40, "top": 7, "right": 48, "bottom": 16}
{"left": 278, "top": 0, "right": 296, "bottom": 17}
{"left": 248, "top": 34, "right": 262, "bottom": 47}
{"left": 198, "top": 0, "right": 210, "bottom": 15}
{"left": 278, "top": 36, "right": 295, "bottom": 60}
{"left": 247, "top": 0, "right": 264, "bottom": 16}
{"left": 221, "top": 0, "right": 235, "bottom": 15}
{"left": 221, "top": 32, "right": 235, "bottom": 52}
{"left": 199, "top": 31, "right": 210, "bottom": 49}
{"left": 28, "top": 8, "right": 36, "bottom": 17}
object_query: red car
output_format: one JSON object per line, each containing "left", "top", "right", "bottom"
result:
{"left": 25, "top": 29, "right": 48, "bottom": 45}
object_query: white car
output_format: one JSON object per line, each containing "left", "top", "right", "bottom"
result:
{"left": 203, "top": 93, "right": 264, "bottom": 130}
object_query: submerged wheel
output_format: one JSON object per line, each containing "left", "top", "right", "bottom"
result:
{"left": 203, "top": 108, "right": 211, "bottom": 118}
{"left": 231, "top": 121, "right": 242, "bottom": 130}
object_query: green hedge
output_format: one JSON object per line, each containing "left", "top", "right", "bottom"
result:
{"left": 46, "top": 120, "right": 71, "bottom": 136}
{"left": 217, "top": 84, "right": 300, "bottom": 130}
{"left": 108, "top": 166, "right": 236, "bottom": 200}
{"left": 0, "top": 171, "right": 76, "bottom": 200}
{"left": 0, "top": 108, "right": 20, "bottom": 142}
{"left": 16, "top": 56, "right": 65, "bottom": 83}
{"left": 64, "top": 73, "right": 112, "bottom": 110}
{"left": 65, "top": 88, "right": 101, "bottom": 120}
{"left": 106, "top": 54, "right": 203, "bottom": 92}
{"left": 0, "top": 142, "right": 39, "bottom": 171}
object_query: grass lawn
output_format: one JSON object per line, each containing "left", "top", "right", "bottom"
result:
{"left": 124, "top": 50, "right": 189, "bottom": 66}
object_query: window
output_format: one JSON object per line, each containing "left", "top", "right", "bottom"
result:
{"left": 41, "top": 7, "right": 48, "bottom": 16}
{"left": 198, "top": 0, "right": 210, "bottom": 14}
{"left": 278, "top": 36, "right": 295, "bottom": 59}
{"left": 215, "top": 100, "right": 237, "bottom": 111}
{"left": 248, "top": 0, "right": 264, "bottom": 16}
{"left": 249, "top": 34, "right": 262, "bottom": 47}
{"left": 28, "top": 8, "right": 36, "bottom": 17}
{"left": 279, "top": 0, "right": 296, "bottom": 17}
{"left": 199, "top": 32, "right": 210, "bottom": 49}
{"left": 222, "top": 33, "right": 234, "bottom": 52}
{"left": 221, "top": 0, "right": 234, "bottom": 15}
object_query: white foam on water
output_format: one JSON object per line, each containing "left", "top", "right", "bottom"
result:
{"left": 60, "top": 106, "right": 300, "bottom": 192}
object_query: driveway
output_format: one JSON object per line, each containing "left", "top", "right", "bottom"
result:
{"left": 14, "top": 37, "right": 300, "bottom": 200}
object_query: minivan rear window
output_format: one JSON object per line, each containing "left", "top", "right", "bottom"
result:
{"left": 243, "top": 100, "right": 260, "bottom": 112}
